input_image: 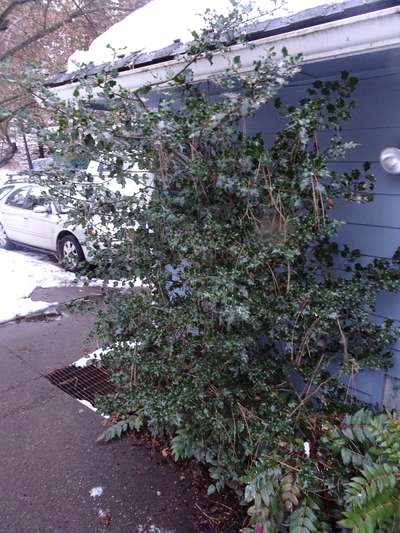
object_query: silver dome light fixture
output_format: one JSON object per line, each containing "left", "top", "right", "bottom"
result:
{"left": 380, "top": 147, "right": 400, "bottom": 174}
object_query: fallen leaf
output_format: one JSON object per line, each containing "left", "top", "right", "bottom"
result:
{"left": 161, "top": 448, "right": 168, "bottom": 457}
{"left": 104, "top": 515, "right": 111, "bottom": 526}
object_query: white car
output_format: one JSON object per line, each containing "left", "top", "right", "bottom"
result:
{"left": 0, "top": 178, "right": 90, "bottom": 271}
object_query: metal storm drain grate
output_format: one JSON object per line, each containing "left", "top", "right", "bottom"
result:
{"left": 45, "top": 364, "right": 115, "bottom": 405}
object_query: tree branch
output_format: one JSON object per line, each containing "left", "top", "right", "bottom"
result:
{"left": 0, "top": 117, "right": 17, "bottom": 167}
{"left": 0, "top": 0, "right": 35, "bottom": 32}
{"left": 72, "top": 0, "right": 99, "bottom": 38}
{"left": 0, "top": 5, "right": 103, "bottom": 61}
{"left": 0, "top": 93, "right": 24, "bottom": 107}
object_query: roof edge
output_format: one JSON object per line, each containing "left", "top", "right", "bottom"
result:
{"left": 46, "top": 1, "right": 400, "bottom": 95}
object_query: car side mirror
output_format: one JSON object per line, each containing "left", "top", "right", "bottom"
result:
{"left": 33, "top": 205, "right": 50, "bottom": 214}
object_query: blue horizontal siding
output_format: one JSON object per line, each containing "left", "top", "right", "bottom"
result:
{"left": 244, "top": 53, "right": 400, "bottom": 406}
{"left": 334, "top": 224, "right": 400, "bottom": 259}
{"left": 327, "top": 162, "right": 400, "bottom": 196}
{"left": 330, "top": 194, "right": 400, "bottom": 229}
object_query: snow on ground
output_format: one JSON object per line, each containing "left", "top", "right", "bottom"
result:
{"left": 90, "top": 487, "right": 104, "bottom": 498}
{"left": 0, "top": 247, "right": 97, "bottom": 324}
{"left": 137, "top": 527, "right": 175, "bottom": 533}
{"left": 0, "top": 245, "right": 125, "bottom": 324}
{"left": 0, "top": 246, "right": 142, "bottom": 324}
{"left": 67, "top": 0, "right": 344, "bottom": 71}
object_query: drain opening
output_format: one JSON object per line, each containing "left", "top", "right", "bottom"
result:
{"left": 45, "top": 364, "right": 115, "bottom": 405}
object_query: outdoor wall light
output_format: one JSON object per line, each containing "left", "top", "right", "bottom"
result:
{"left": 380, "top": 147, "right": 400, "bottom": 174}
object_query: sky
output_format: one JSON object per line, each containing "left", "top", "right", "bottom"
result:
{"left": 67, "top": 0, "right": 343, "bottom": 72}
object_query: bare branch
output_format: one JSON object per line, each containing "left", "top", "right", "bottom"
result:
{"left": 0, "top": 117, "right": 17, "bottom": 167}
{"left": 72, "top": 0, "right": 100, "bottom": 38}
{"left": 0, "top": 0, "right": 35, "bottom": 32}
{"left": 0, "top": 6, "right": 102, "bottom": 62}
{"left": 0, "top": 93, "right": 24, "bottom": 107}
{"left": 42, "top": 0, "right": 50, "bottom": 30}
{"left": 0, "top": 0, "right": 151, "bottom": 167}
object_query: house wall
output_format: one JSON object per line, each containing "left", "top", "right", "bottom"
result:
{"left": 331, "top": 70, "right": 400, "bottom": 408}
{"left": 243, "top": 53, "right": 400, "bottom": 408}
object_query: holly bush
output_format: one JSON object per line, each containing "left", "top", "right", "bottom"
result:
{"left": 27, "top": 1, "right": 400, "bottom": 530}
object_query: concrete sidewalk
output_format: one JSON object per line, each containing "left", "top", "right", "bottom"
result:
{"left": 0, "top": 288, "right": 198, "bottom": 533}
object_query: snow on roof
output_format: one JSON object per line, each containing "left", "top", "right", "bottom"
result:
{"left": 67, "top": 0, "right": 344, "bottom": 73}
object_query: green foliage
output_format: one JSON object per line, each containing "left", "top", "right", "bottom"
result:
{"left": 242, "top": 409, "right": 400, "bottom": 532}
{"left": 336, "top": 411, "right": 400, "bottom": 533}
{"left": 14, "top": 1, "right": 400, "bottom": 531}
{"left": 96, "top": 413, "right": 143, "bottom": 442}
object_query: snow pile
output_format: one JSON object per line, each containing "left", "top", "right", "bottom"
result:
{"left": 0, "top": 132, "right": 45, "bottom": 174}
{"left": 74, "top": 347, "right": 103, "bottom": 368}
{"left": 0, "top": 248, "right": 108, "bottom": 324}
{"left": 137, "top": 526, "right": 176, "bottom": 533}
{"left": 67, "top": 0, "right": 343, "bottom": 72}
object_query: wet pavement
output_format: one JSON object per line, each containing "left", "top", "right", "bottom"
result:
{"left": 0, "top": 287, "right": 200, "bottom": 533}
{"left": 30, "top": 285, "right": 105, "bottom": 305}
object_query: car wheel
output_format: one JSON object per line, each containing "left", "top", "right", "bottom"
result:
{"left": 0, "top": 222, "right": 15, "bottom": 250}
{"left": 59, "top": 235, "right": 85, "bottom": 272}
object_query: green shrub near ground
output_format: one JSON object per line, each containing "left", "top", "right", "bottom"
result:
{"left": 19, "top": 2, "right": 400, "bottom": 530}
{"left": 242, "top": 408, "right": 400, "bottom": 533}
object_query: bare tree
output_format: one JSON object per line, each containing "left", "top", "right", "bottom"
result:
{"left": 0, "top": 0, "right": 152, "bottom": 169}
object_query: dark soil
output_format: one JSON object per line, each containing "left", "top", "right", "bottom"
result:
{"left": 118, "top": 422, "right": 250, "bottom": 532}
